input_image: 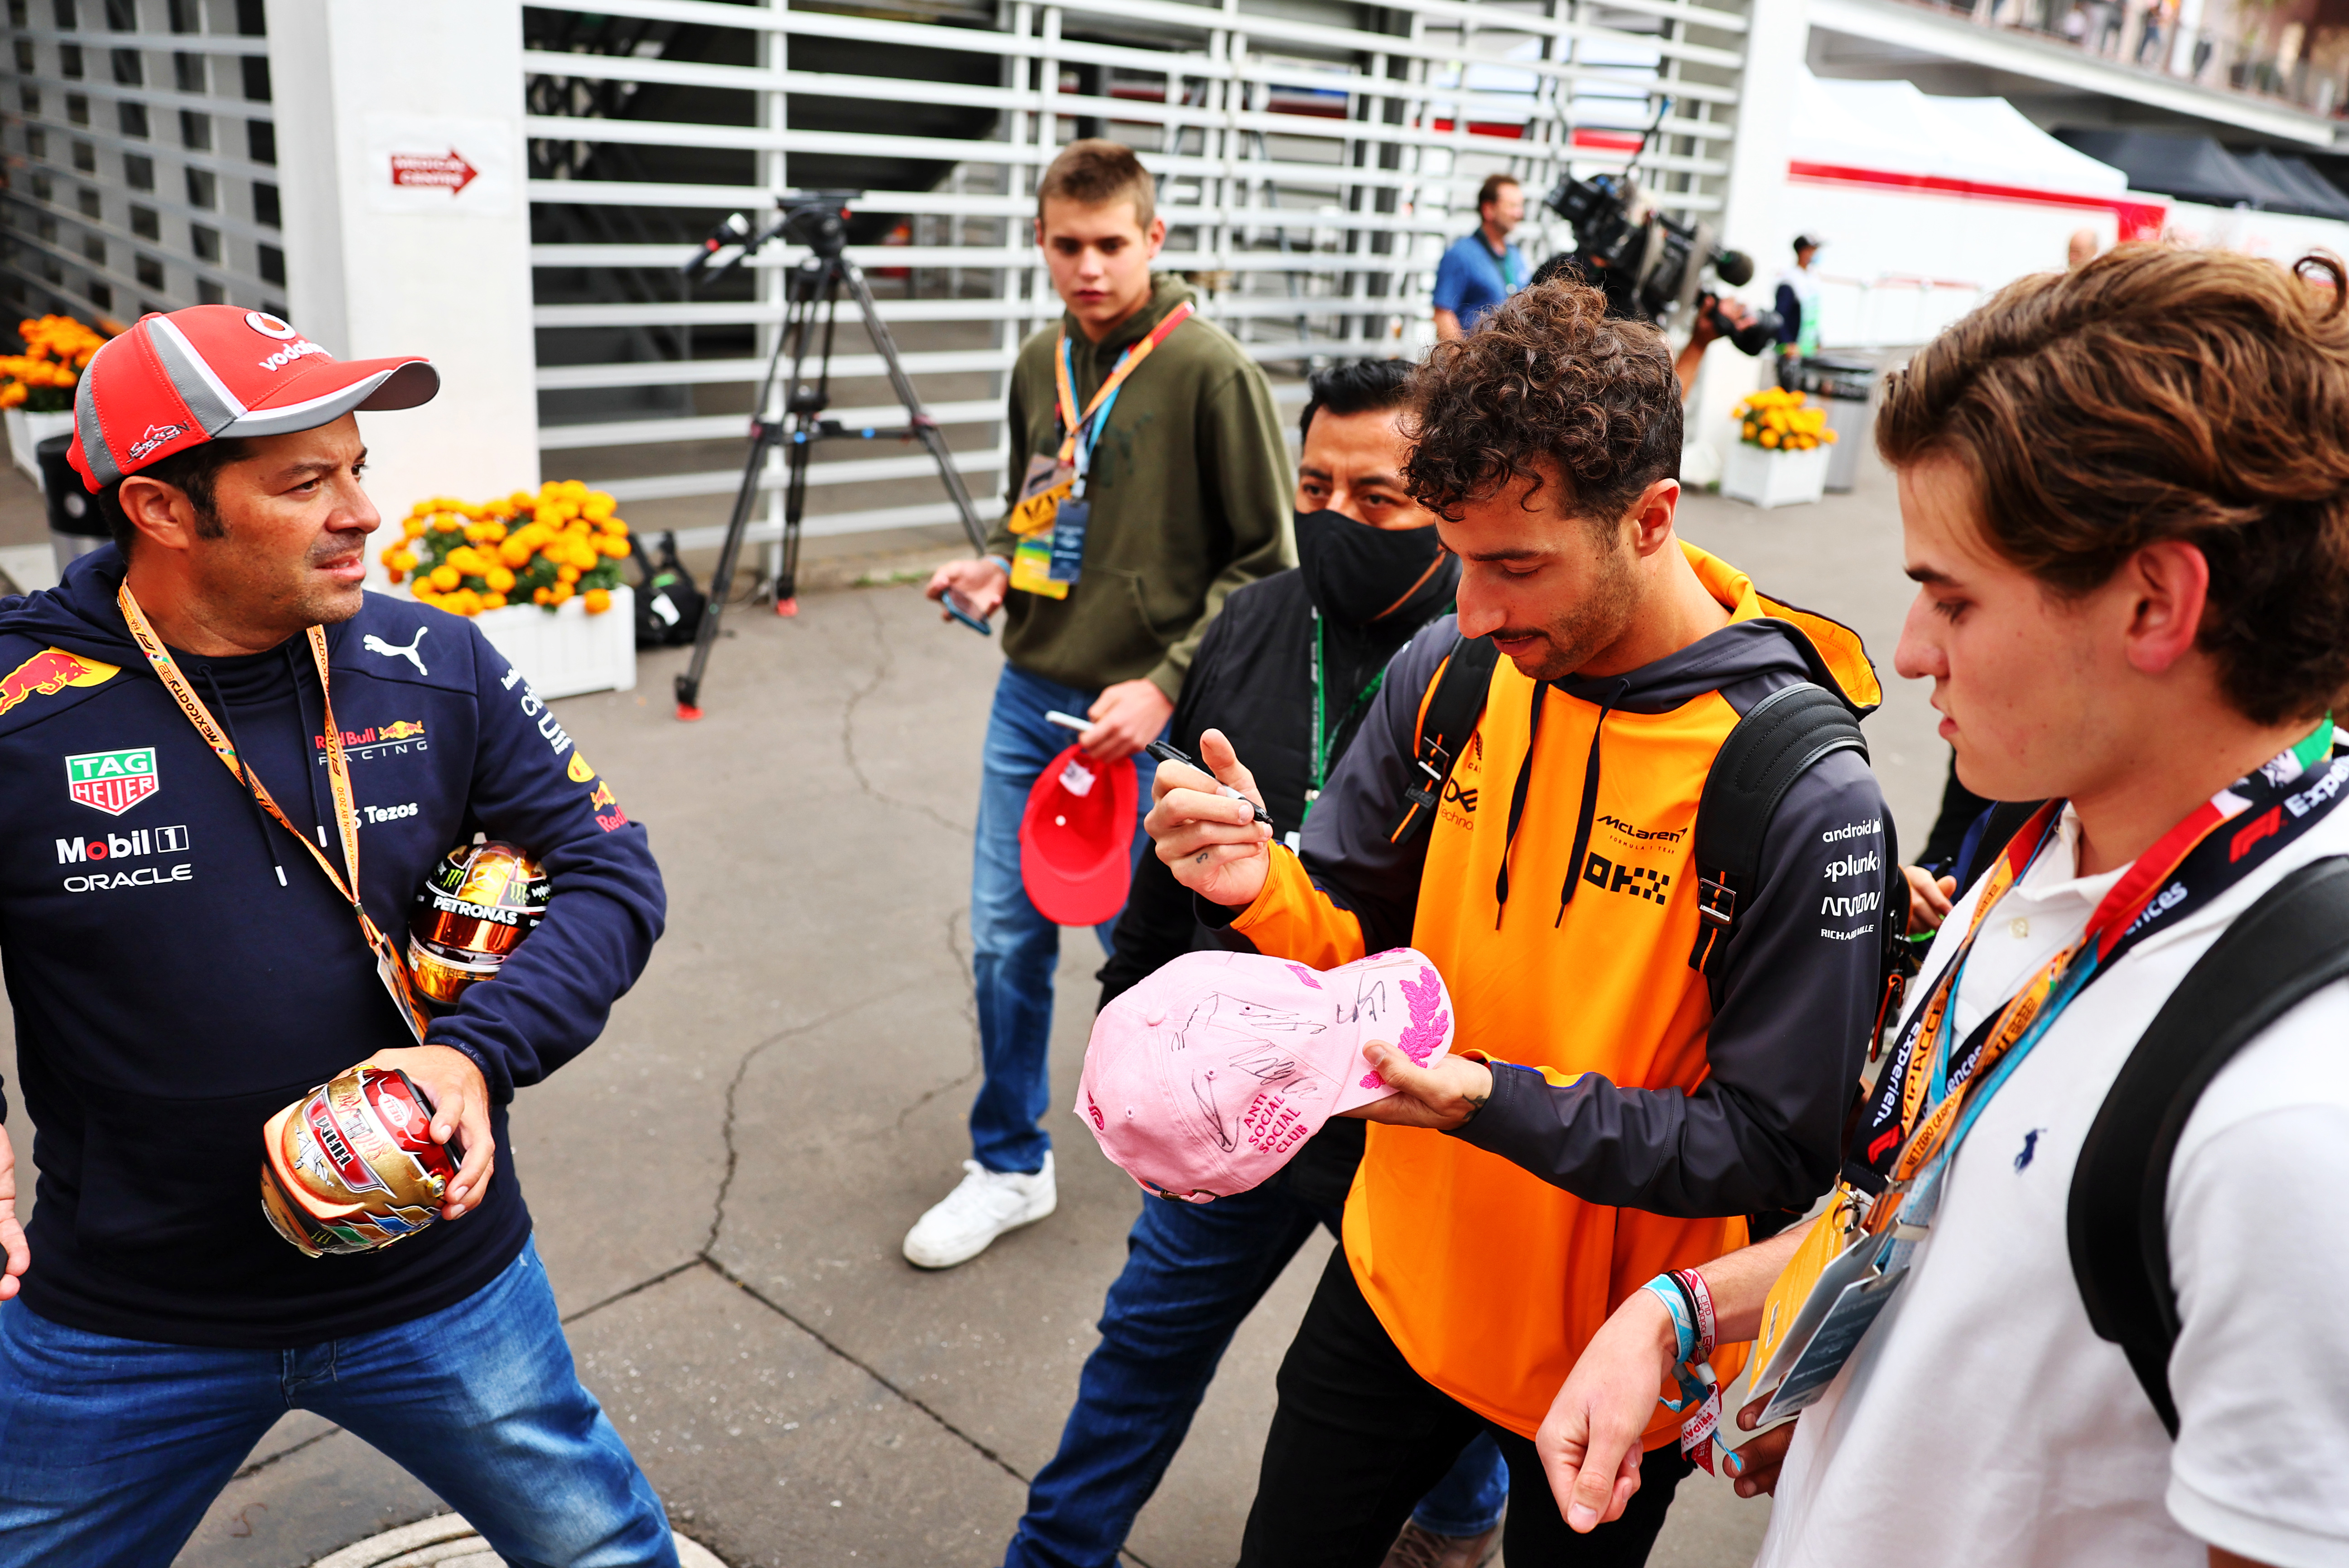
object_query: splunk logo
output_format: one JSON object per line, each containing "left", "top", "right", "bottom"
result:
{"left": 1823, "top": 849, "right": 1880, "bottom": 881}
{"left": 57, "top": 825, "right": 190, "bottom": 863}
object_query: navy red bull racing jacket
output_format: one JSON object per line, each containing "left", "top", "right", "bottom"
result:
{"left": 0, "top": 546, "right": 665, "bottom": 1346}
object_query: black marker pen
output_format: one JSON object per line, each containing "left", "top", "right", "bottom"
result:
{"left": 1042, "top": 711, "right": 1273, "bottom": 828}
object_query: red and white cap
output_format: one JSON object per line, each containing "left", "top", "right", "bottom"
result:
{"left": 67, "top": 305, "right": 439, "bottom": 491}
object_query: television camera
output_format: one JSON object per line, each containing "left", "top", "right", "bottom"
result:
{"left": 1538, "top": 118, "right": 1781, "bottom": 356}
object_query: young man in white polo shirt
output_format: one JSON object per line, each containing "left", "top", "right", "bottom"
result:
{"left": 1512, "top": 246, "right": 2349, "bottom": 1564}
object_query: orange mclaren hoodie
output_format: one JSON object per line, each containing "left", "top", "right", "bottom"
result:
{"left": 1212, "top": 543, "right": 1890, "bottom": 1443}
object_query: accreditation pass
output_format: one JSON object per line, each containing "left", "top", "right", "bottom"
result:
{"left": 1750, "top": 1229, "right": 1909, "bottom": 1426}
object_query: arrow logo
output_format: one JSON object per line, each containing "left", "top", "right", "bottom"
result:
{"left": 388, "top": 148, "right": 479, "bottom": 195}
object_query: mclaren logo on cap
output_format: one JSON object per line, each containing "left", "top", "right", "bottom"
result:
{"left": 126, "top": 423, "right": 187, "bottom": 462}
{"left": 246, "top": 311, "right": 299, "bottom": 340}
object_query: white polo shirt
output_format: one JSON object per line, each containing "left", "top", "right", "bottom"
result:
{"left": 1756, "top": 801, "right": 2349, "bottom": 1568}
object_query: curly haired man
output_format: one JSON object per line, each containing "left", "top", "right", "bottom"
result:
{"left": 1145, "top": 276, "right": 1894, "bottom": 1565}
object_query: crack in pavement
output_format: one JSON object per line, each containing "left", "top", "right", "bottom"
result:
{"left": 842, "top": 593, "right": 973, "bottom": 841}
{"left": 690, "top": 1254, "right": 1167, "bottom": 1568}
{"left": 227, "top": 1425, "right": 338, "bottom": 1483}
{"left": 704, "top": 996, "right": 891, "bottom": 1256}
{"left": 888, "top": 906, "right": 983, "bottom": 1137}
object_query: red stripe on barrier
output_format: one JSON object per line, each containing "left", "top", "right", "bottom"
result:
{"left": 1787, "top": 160, "right": 2169, "bottom": 241}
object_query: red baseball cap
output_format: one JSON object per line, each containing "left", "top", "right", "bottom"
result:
{"left": 1019, "top": 742, "right": 1138, "bottom": 926}
{"left": 67, "top": 305, "right": 439, "bottom": 491}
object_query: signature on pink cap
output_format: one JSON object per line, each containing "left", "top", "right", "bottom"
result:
{"left": 1075, "top": 947, "right": 1455, "bottom": 1202}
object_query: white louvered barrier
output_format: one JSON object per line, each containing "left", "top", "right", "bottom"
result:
{"left": 0, "top": 0, "right": 286, "bottom": 327}
{"left": 0, "top": 0, "right": 1754, "bottom": 555}
{"left": 521, "top": 0, "right": 1751, "bottom": 552}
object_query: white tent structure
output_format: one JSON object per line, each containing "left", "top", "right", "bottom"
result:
{"left": 1772, "top": 72, "right": 2157, "bottom": 347}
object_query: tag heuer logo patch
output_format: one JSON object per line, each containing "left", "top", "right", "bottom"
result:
{"left": 67, "top": 747, "right": 160, "bottom": 815}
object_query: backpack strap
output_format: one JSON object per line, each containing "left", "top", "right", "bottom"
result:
{"left": 1688, "top": 682, "right": 1871, "bottom": 976}
{"left": 2068, "top": 854, "right": 2349, "bottom": 1437}
{"left": 1389, "top": 634, "right": 1500, "bottom": 844}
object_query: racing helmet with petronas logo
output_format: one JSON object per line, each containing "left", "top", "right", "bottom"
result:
{"left": 406, "top": 839, "right": 551, "bottom": 1006}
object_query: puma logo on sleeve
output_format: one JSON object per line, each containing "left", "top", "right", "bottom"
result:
{"left": 362, "top": 627, "right": 429, "bottom": 676}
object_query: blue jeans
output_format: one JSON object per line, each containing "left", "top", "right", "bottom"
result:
{"left": 0, "top": 1239, "right": 677, "bottom": 1568}
{"left": 1004, "top": 1182, "right": 1509, "bottom": 1568}
{"left": 970, "top": 663, "right": 1157, "bottom": 1174}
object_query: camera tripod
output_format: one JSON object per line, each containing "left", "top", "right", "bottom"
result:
{"left": 672, "top": 195, "right": 988, "bottom": 720}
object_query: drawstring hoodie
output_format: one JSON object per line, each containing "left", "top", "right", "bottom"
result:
{"left": 199, "top": 662, "right": 289, "bottom": 888}
{"left": 1492, "top": 675, "right": 1631, "bottom": 929}
{"left": 288, "top": 641, "right": 337, "bottom": 861}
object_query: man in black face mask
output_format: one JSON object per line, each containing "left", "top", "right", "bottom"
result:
{"left": 1002, "top": 359, "right": 1506, "bottom": 1568}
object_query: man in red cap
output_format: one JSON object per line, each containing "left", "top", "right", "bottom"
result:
{"left": 0, "top": 307, "right": 674, "bottom": 1564}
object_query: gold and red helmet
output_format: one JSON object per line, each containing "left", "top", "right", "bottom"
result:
{"left": 406, "top": 840, "right": 550, "bottom": 1006}
{"left": 259, "top": 1065, "right": 459, "bottom": 1258}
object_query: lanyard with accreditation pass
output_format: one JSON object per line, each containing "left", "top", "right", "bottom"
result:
{"left": 1006, "top": 300, "right": 1193, "bottom": 600}
{"left": 1749, "top": 719, "right": 2345, "bottom": 1423}
{"left": 117, "top": 583, "right": 431, "bottom": 1043}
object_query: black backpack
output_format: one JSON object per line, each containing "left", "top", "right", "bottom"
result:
{"left": 1921, "top": 797, "right": 2349, "bottom": 1435}
{"left": 2067, "top": 855, "right": 2349, "bottom": 1435}
{"left": 629, "top": 532, "right": 707, "bottom": 649}
{"left": 1390, "top": 634, "right": 1916, "bottom": 1237}
{"left": 1394, "top": 633, "right": 1911, "bottom": 995}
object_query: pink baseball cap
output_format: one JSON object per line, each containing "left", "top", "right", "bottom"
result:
{"left": 1076, "top": 946, "right": 1456, "bottom": 1202}
{"left": 1020, "top": 742, "right": 1137, "bottom": 926}
{"left": 68, "top": 305, "right": 439, "bottom": 491}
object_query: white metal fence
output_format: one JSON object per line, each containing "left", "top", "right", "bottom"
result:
{"left": 0, "top": 0, "right": 285, "bottom": 328}
{"left": 523, "top": 0, "right": 1753, "bottom": 551}
{"left": 0, "top": 0, "right": 1755, "bottom": 554}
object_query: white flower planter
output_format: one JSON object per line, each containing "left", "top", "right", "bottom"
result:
{"left": 5, "top": 407, "right": 77, "bottom": 487}
{"left": 453, "top": 583, "right": 639, "bottom": 700}
{"left": 1720, "top": 440, "right": 1830, "bottom": 510}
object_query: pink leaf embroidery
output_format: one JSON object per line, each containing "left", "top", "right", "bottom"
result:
{"left": 1360, "top": 965, "right": 1452, "bottom": 1088}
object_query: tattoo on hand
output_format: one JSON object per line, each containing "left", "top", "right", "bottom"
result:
{"left": 1196, "top": 851, "right": 1209, "bottom": 865}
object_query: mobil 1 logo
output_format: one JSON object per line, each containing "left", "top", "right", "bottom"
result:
{"left": 57, "top": 825, "right": 194, "bottom": 893}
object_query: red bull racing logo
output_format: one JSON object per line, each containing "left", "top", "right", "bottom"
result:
{"left": 0, "top": 646, "right": 119, "bottom": 718}
{"left": 318, "top": 719, "right": 428, "bottom": 761}
{"left": 66, "top": 746, "right": 160, "bottom": 815}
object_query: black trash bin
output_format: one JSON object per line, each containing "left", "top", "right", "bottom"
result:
{"left": 1785, "top": 356, "right": 1876, "bottom": 492}
{"left": 37, "top": 433, "right": 108, "bottom": 580}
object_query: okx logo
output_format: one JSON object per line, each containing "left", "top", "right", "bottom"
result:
{"left": 66, "top": 747, "right": 160, "bottom": 815}
{"left": 1582, "top": 851, "right": 1672, "bottom": 905}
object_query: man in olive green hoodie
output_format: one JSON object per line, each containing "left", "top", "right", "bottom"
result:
{"left": 914, "top": 140, "right": 1290, "bottom": 1269}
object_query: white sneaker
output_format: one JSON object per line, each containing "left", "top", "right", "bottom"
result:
{"left": 902, "top": 1154, "right": 1057, "bottom": 1269}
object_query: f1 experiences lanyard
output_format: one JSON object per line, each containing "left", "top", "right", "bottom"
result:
{"left": 1051, "top": 300, "right": 1193, "bottom": 498}
{"left": 1859, "top": 718, "right": 2344, "bottom": 1241}
{"left": 117, "top": 583, "right": 430, "bottom": 1042}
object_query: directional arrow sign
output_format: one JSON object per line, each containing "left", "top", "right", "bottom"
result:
{"left": 387, "top": 148, "right": 479, "bottom": 196}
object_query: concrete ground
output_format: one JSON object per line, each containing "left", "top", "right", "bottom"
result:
{"left": 0, "top": 441, "right": 1944, "bottom": 1568}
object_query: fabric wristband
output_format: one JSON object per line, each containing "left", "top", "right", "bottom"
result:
{"left": 1642, "top": 1274, "right": 1698, "bottom": 1368}
{"left": 1672, "top": 1267, "right": 1717, "bottom": 1359}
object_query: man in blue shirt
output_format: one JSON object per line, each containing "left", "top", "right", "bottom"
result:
{"left": 1431, "top": 174, "right": 1527, "bottom": 339}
